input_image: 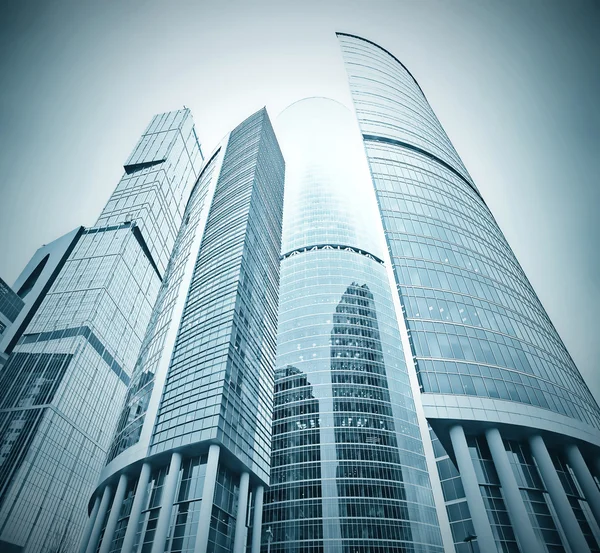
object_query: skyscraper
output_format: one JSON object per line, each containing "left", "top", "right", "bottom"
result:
{"left": 338, "top": 33, "right": 600, "bottom": 553}
{"left": 0, "top": 109, "right": 203, "bottom": 553}
{"left": 2, "top": 29, "right": 599, "bottom": 553}
{"left": 263, "top": 98, "right": 447, "bottom": 553}
{"left": 79, "top": 107, "right": 285, "bottom": 553}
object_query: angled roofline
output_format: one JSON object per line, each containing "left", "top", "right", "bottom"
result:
{"left": 336, "top": 32, "right": 426, "bottom": 96}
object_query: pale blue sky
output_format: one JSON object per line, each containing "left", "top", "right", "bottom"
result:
{"left": 0, "top": 0, "right": 598, "bottom": 401}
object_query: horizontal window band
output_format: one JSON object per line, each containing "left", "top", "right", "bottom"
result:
{"left": 19, "top": 325, "right": 129, "bottom": 386}
{"left": 362, "top": 134, "right": 482, "bottom": 199}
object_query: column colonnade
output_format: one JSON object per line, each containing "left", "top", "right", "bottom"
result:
{"left": 78, "top": 448, "right": 267, "bottom": 553}
{"left": 449, "top": 424, "right": 599, "bottom": 553}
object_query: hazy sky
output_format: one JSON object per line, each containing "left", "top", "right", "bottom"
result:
{"left": 0, "top": 0, "right": 598, "bottom": 401}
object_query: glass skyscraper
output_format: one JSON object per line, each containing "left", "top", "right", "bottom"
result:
{"left": 78, "top": 107, "right": 285, "bottom": 553}
{"left": 338, "top": 32, "right": 600, "bottom": 553}
{"left": 263, "top": 98, "right": 445, "bottom": 553}
{"left": 0, "top": 109, "right": 203, "bottom": 553}
{"left": 1, "top": 29, "right": 599, "bottom": 553}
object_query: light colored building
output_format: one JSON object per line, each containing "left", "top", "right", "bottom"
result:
{"left": 0, "top": 109, "right": 202, "bottom": 553}
{"left": 0, "top": 228, "right": 84, "bottom": 368}
{"left": 78, "top": 107, "right": 285, "bottom": 553}
{"left": 4, "top": 31, "right": 599, "bottom": 553}
{"left": 338, "top": 32, "right": 600, "bottom": 553}
{"left": 262, "top": 97, "right": 449, "bottom": 553}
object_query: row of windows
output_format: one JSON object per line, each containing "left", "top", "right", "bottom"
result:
{"left": 369, "top": 147, "right": 599, "bottom": 427}
{"left": 340, "top": 35, "right": 471, "bottom": 189}
{"left": 397, "top": 256, "right": 559, "bottom": 347}
{"left": 411, "top": 317, "right": 592, "bottom": 409}
{"left": 403, "top": 276, "right": 568, "bottom": 363}
{"left": 268, "top": 255, "right": 441, "bottom": 549}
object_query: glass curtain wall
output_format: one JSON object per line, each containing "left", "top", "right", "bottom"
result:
{"left": 263, "top": 98, "right": 444, "bottom": 553}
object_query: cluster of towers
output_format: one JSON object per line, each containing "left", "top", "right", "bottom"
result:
{"left": 0, "top": 33, "right": 598, "bottom": 553}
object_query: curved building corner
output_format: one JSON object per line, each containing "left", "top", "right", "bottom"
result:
{"left": 338, "top": 32, "right": 600, "bottom": 553}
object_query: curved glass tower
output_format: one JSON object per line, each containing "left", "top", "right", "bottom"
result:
{"left": 263, "top": 98, "right": 445, "bottom": 553}
{"left": 338, "top": 33, "right": 600, "bottom": 553}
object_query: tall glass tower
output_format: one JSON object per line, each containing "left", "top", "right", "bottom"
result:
{"left": 263, "top": 98, "right": 446, "bottom": 553}
{"left": 79, "top": 107, "right": 285, "bottom": 553}
{"left": 0, "top": 109, "right": 202, "bottom": 553}
{"left": 338, "top": 33, "right": 600, "bottom": 553}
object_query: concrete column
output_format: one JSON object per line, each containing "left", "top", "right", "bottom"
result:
{"left": 233, "top": 472, "right": 250, "bottom": 553}
{"left": 529, "top": 435, "right": 591, "bottom": 553}
{"left": 251, "top": 485, "right": 264, "bottom": 553}
{"left": 120, "top": 462, "right": 152, "bottom": 553}
{"left": 78, "top": 495, "right": 101, "bottom": 553}
{"left": 449, "top": 425, "right": 497, "bottom": 553}
{"left": 566, "top": 444, "right": 600, "bottom": 526}
{"left": 98, "top": 474, "right": 128, "bottom": 553}
{"left": 150, "top": 452, "right": 182, "bottom": 553}
{"left": 485, "top": 428, "right": 544, "bottom": 553}
{"left": 194, "top": 444, "right": 221, "bottom": 553}
{"left": 85, "top": 485, "right": 113, "bottom": 553}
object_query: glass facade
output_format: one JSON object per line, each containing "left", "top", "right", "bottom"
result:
{"left": 97, "top": 110, "right": 203, "bottom": 278}
{"left": 0, "top": 277, "right": 24, "bottom": 328}
{"left": 263, "top": 98, "right": 444, "bottom": 553}
{"left": 107, "top": 145, "right": 221, "bottom": 463}
{"left": 86, "top": 107, "right": 285, "bottom": 553}
{"left": 337, "top": 33, "right": 600, "bottom": 430}
{"left": 2, "top": 32, "right": 599, "bottom": 553}
{"left": 149, "top": 107, "right": 285, "bottom": 481}
{"left": 339, "top": 32, "right": 600, "bottom": 553}
{"left": 0, "top": 110, "right": 202, "bottom": 553}
{"left": 0, "top": 277, "right": 23, "bottom": 365}
{"left": 0, "top": 227, "right": 84, "bottom": 360}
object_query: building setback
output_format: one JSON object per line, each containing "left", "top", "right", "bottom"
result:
{"left": 79, "top": 107, "right": 285, "bottom": 553}
{"left": 0, "top": 109, "right": 202, "bottom": 553}
{"left": 338, "top": 32, "right": 600, "bottom": 553}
